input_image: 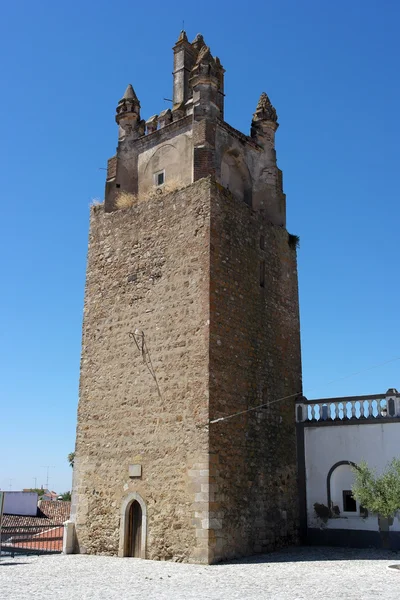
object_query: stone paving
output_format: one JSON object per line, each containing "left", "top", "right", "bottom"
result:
{"left": 0, "top": 547, "right": 399, "bottom": 599}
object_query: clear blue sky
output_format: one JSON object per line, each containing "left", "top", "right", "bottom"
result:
{"left": 1, "top": 1, "right": 399, "bottom": 493}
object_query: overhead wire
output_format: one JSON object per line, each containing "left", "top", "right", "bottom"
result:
{"left": 209, "top": 356, "right": 400, "bottom": 424}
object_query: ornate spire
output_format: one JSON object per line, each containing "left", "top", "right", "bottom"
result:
{"left": 175, "top": 30, "right": 188, "bottom": 44}
{"left": 195, "top": 45, "right": 213, "bottom": 64}
{"left": 191, "top": 45, "right": 218, "bottom": 79}
{"left": 253, "top": 92, "right": 278, "bottom": 123}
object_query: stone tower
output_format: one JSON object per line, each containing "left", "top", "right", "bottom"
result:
{"left": 71, "top": 32, "right": 302, "bottom": 564}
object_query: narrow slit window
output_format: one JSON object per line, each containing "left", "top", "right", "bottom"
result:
{"left": 260, "top": 235, "right": 265, "bottom": 250}
{"left": 342, "top": 490, "right": 357, "bottom": 512}
{"left": 260, "top": 260, "right": 265, "bottom": 288}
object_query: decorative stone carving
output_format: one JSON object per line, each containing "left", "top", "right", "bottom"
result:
{"left": 191, "top": 46, "right": 218, "bottom": 78}
{"left": 191, "top": 33, "right": 205, "bottom": 52}
{"left": 253, "top": 92, "right": 278, "bottom": 123}
{"left": 251, "top": 92, "right": 279, "bottom": 139}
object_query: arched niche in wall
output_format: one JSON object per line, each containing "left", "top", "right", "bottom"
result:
{"left": 138, "top": 134, "right": 193, "bottom": 196}
{"left": 220, "top": 150, "right": 252, "bottom": 207}
{"left": 327, "top": 461, "right": 358, "bottom": 515}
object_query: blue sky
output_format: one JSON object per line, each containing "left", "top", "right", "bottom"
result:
{"left": 1, "top": 0, "right": 399, "bottom": 493}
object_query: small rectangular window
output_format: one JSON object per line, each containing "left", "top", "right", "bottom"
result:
{"left": 260, "top": 261, "right": 265, "bottom": 288}
{"left": 260, "top": 235, "right": 265, "bottom": 250}
{"left": 343, "top": 490, "right": 357, "bottom": 512}
{"left": 154, "top": 171, "right": 165, "bottom": 186}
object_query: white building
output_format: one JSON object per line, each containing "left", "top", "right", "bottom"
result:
{"left": 3, "top": 492, "right": 38, "bottom": 516}
{"left": 297, "top": 388, "right": 400, "bottom": 549}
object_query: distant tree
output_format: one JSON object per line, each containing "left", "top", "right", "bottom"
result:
{"left": 352, "top": 459, "right": 400, "bottom": 548}
{"left": 25, "top": 488, "right": 45, "bottom": 498}
{"left": 68, "top": 452, "right": 75, "bottom": 469}
{"left": 59, "top": 491, "right": 71, "bottom": 501}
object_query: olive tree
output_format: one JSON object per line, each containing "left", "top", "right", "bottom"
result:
{"left": 352, "top": 458, "right": 400, "bottom": 548}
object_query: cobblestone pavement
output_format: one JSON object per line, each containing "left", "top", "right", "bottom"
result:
{"left": 1, "top": 547, "right": 399, "bottom": 599}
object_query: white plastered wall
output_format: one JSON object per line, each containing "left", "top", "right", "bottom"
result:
{"left": 305, "top": 422, "right": 400, "bottom": 531}
{"left": 3, "top": 492, "right": 38, "bottom": 516}
{"left": 137, "top": 131, "right": 193, "bottom": 196}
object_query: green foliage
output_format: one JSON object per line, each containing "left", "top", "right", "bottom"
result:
{"left": 68, "top": 452, "right": 75, "bottom": 468}
{"left": 313, "top": 502, "right": 331, "bottom": 522}
{"left": 25, "top": 488, "right": 45, "bottom": 498}
{"left": 288, "top": 233, "right": 300, "bottom": 250}
{"left": 60, "top": 491, "right": 71, "bottom": 501}
{"left": 352, "top": 459, "right": 400, "bottom": 519}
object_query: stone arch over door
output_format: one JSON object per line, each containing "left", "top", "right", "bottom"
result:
{"left": 220, "top": 150, "right": 252, "bottom": 206}
{"left": 118, "top": 492, "right": 147, "bottom": 558}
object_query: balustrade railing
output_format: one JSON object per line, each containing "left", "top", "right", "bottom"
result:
{"left": 296, "top": 389, "right": 400, "bottom": 423}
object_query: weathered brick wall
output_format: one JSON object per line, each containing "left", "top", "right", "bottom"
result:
{"left": 193, "top": 120, "right": 217, "bottom": 181}
{"left": 73, "top": 179, "right": 212, "bottom": 562}
{"left": 208, "top": 183, "right": 302, "bottom": 562}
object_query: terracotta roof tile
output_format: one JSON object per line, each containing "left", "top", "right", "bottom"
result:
{"left": 2, "top": 501, "right": 70, "bottom": 529}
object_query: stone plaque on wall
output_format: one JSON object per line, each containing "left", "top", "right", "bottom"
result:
{"left": 129, "top": 464, "right": 142, "bottom": 478}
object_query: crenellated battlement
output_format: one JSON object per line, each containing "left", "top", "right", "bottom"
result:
{"left": 104, "top": 32, "right": 286, "bottom": 226}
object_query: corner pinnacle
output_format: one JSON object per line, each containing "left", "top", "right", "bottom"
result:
{"left": 122, "top": 84, "right": 139, "bottom": 102}
{"left": 176, "top": 30, "right": 188, "bottom": 43}
{"left": 254, "top": 92, "right": 278, "bottom": 123}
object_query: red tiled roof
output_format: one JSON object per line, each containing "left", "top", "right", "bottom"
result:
{"left": 2, "top": 501, "right": 70, "bottom": 529}
{"left": 38, "top": 501, "right": 71, "bottom": 523}
{"left": 2, "top": 526, "right": 64, "bottom": 552}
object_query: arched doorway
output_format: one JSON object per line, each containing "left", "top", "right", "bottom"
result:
{"left": 126, "top": 500, "right": 142, "bottom": 557}
{"left": 118, "top": 492, "right": 147, "bottom": 558}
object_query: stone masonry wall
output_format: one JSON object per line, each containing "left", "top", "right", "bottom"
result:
{"left": 73, "top": 179, "right": 212, "bottom": 563}
{"left": 208, "top": 183, "right": 302, "bottom": 562}
{"left": 73, "top": 177, "right": 301, "bottom": 564}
